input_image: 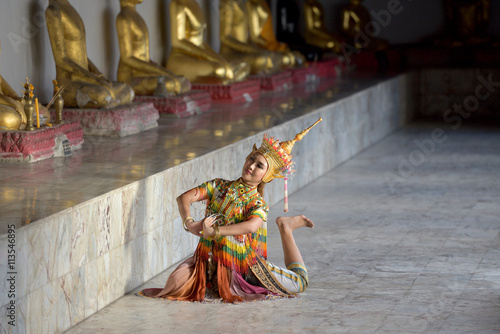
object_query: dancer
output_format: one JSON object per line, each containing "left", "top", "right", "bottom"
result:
{"left": 140, "top": 119, "right": 321, "bottom": 302}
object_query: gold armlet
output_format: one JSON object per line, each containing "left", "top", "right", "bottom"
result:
{"left": 183, "top": 216, "right": 193, "bottom": 232}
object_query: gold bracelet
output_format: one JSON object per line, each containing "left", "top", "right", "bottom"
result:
{"left": 214, "top": 225, "right": 220, "bottom": 238}
{"left": 183, "top": 216, "right": 193, "bottom": 232}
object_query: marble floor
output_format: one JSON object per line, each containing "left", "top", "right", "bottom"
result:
{"left": 64, "top": 121, "right": 500, "bottom": 334}
{"left": 0, "top": 74, "right": 384, "bottom": 234}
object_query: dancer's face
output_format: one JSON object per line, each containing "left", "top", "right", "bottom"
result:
{"left": 241, "top": 152, "right": 268, "bottom": 187}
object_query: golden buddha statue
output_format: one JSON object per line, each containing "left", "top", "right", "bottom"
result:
{"left": 0, "top": 76, "right": 25, "bottom": 131}
{"left": 116, "top": 0, "right": 190, "bottom": 96}
{"left": 304, "top": 0, "right": 342, "bottom": 53}
{"left": 246, "top": 0, "right": 305, "bottom": 68}
{"left": 46, "top": 0, "right": 134, "bottom": 109}
{"left": 0, "top": 43, "right": 50, "bottom": 130}
{"left": 340, "top": 0, "right": 389, "bottom": 51}
{"left": 166, "top": 0, "right": 250, "bottom": 84}
{"left": 219, "top": 0, "right": 280, "bottom": 75}
{"left": 444, "top": 0, "right": 491, "bottom": 46}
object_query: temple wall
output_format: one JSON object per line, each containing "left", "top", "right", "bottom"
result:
{"left": 3, "top": 0, "right": 499, "bottom": 103}
{"left": 294, "top": 0, "right": 446, "bottom": 45}
{"left": 417, "top": 68, "right": 500, "bottom": 121}
{"left": 0, "top": 72, "right": 417, "bottom": 333}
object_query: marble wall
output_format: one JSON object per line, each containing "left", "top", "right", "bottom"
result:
{"left": 418, "top": 68, "right": 500, "bottom": 121}
{"left": 0, "top": 73, "right": 416, "bottom": 334}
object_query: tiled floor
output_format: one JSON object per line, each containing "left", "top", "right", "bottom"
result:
{"left": 65, "top": 121, "right": 500, "bottom": 333}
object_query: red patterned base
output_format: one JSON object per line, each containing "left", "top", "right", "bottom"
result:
{"left": 134, "top": 90, "right": 212, "bottom": 118}
{"left": 191, "top": 80, "right": 260, "bottom": 103}
{"left": 52, "top": 102, "right": 159, "bottom": 137}
{"left": 249, "top": 71, "right": 293, "bottom": 92}
{"left": 0, "top": 121, "right": 84, "bottom": 162}
{"left": 289, "top": 67, "right": 319, "bottom": 85}
{"left": 310, "top": 58, "right": 343, "bottom": 78}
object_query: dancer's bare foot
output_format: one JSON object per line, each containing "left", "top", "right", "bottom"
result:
{"left": 276, "top": 215, "right": 314, "bottom": 234}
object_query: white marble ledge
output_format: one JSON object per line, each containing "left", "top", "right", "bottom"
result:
{"left": 0, "top": 73, "right": 408, "bottom": 234}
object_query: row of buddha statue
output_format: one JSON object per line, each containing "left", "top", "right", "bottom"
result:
{"left": 1, "top": 0, "right": 344, "bottom": 131}
{"left": 1, "top": 0, "right": 493, "bottom": 131}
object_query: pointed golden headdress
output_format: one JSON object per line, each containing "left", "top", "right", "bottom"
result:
{"left": 253, "top": 118, "right": 322, "bottom": 183}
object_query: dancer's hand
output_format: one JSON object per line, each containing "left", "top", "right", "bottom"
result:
{"left": 187, "top": 220, "right": 203, "bottom": 237}
{"left": 201, "top": 215, "right": 217, "bottom": 237}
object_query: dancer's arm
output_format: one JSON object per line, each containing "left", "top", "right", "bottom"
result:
{"left": 176, "top": 188, "right": 207, "bottom": 236}
{"left": 202, "top": 216, "right": 263, "bottom": 237}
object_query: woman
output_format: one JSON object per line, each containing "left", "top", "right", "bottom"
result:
{"left": 140, "top": 119, "right": 321, "bottom": 302}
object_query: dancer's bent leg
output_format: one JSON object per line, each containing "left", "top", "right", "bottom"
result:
{"left": 276, "top": 215, "right": 314, "bottom": 267}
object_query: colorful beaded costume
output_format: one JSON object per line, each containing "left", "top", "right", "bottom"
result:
{"left": 139, "top": 119, "right": 322, "bottom": 302}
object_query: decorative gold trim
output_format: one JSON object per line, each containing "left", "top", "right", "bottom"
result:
{"left": 253, "top": 118, "right": 323, "bottom": 183}
{"left": 250, "top": 256, "right": 295, "bottom": 297}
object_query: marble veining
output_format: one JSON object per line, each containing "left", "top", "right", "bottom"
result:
{"left": 96, "top": 252, "right": 111, "bottom": 311}
{"left": 27, "top": 218, "right": 58, "bottom": 294}
{"left": 97, "top": 196, "right": 111, "bottom": 257}
{"left": 84, "top": 259, "right": 98, "bottom": 319}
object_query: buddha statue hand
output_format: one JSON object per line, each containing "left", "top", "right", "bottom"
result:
{"left": 219, "top": 64, "right": 235, "bottom": 82}
{"left": 69, "top": 70, "right": 110, "bottom": 88}
{"left": 93, "top": 74, "right": 115, "bottom": 89}
{"left": 210, "top": 60, "right": 235, "bottom": 82}
{"left": 173, "top": 75, "right": 191, "bottom": 94}
{"left": 152, "top": 75, "right": 191, "bottom": 96}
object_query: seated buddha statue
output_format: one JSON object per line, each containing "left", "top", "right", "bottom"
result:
{"left": 166, "top": 0, "right": 250, "bottom": 84}
{"left": 304, "top": 0, "right": 342, "bottom": 53}
{"left": 275, "top": 0, "right": 324, "bottom": 62}
{"left": 246, "top": 0, "right": 305, "bottom": 68}
{"left": 45, "top": 0, "right": 134, "bottom": 109}
{"left": 0, "top": 43, "right": 50, "bottom": 130}
{"left": 0, "top": 74, "right": 26, "bottom": 131}
{"left": 443, "top": 0, "right": 491, "bottom": 46}
{"left": 340, "top": 0, "right": 389, "bottom": 52}
{"left": 219, "top": 0, "right": 281, "bottom": 75}
{"left": 116, "top": 0, "right": 190, "bottom": 96}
